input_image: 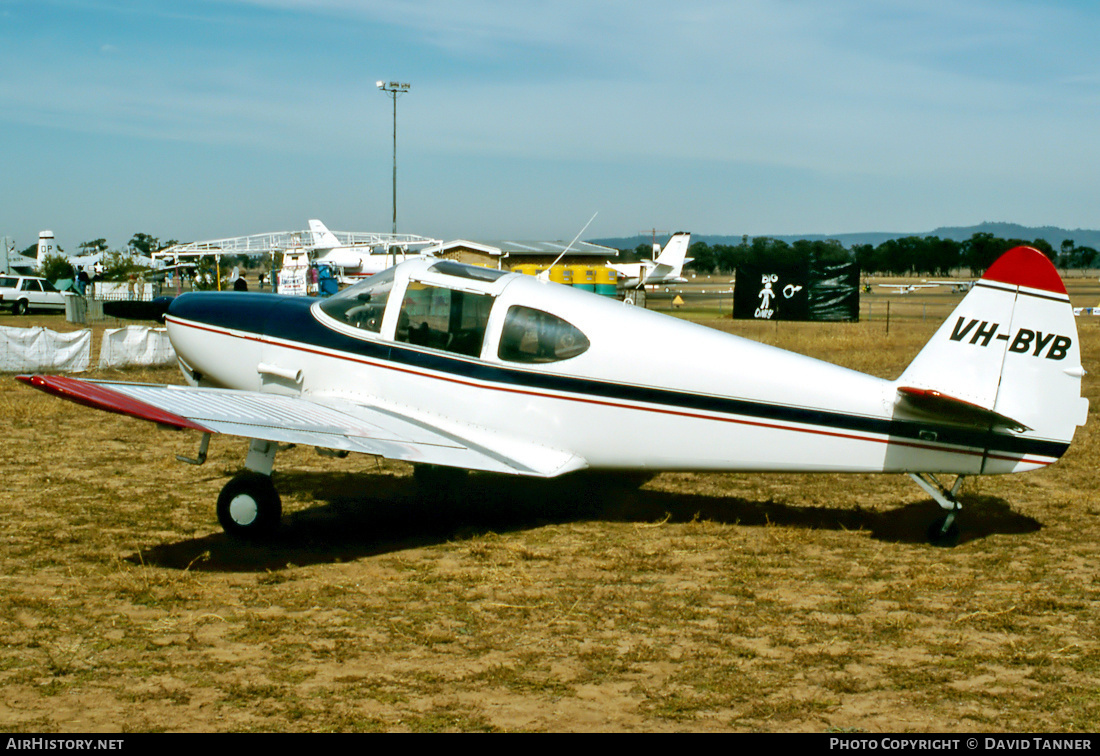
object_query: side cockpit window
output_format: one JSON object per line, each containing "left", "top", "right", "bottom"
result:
{"left": 395, "top": 282, "right": 494, "bottom": 358}
{"left": 318, "top": 267, "right": 396, "bottom": 333}
{"left": 498, "top": 306, "right": 590, "bottom": 363}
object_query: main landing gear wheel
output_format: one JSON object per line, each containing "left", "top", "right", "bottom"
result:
{"left": 217, "top": 472, "right": 282, "bottom": 540}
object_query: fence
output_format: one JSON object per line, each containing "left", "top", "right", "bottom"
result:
{"left": 0, "top": 325, "right": 175, "bottom": 373}
{"left": 0, "top": 326, "right": 92, "bottom": 372}
{"left": 97, "top": 326, "right": 175, "bottom": 368}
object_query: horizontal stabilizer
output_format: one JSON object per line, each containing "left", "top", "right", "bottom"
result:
{"left": 896, "top": 386, "right": 1031, "bottom": 433}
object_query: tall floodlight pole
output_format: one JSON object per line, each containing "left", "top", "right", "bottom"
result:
{"left": 376, "top": 81, "right": 410, "bottom": 240}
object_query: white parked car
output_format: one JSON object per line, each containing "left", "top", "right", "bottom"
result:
{"left": 0, "top": 275, "right": 68, "bottom": 315}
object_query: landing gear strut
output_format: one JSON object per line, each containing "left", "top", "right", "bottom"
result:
{"left": 216, "top": 439, "right": 282, "bottom": 540}
{"left": 909, "top": 473, "right": 964, "bottom": 547}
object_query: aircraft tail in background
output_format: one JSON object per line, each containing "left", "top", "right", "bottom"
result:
{"left": 607, "top": 231, "right": 692, "bottom": 287}
{"left": 651, "top": 231, "right": 691, "bottom": 280}
{"left": 308, "top": 219, "right": 343, "bottom": 250}
{"left": 36, "top": 230, "right": 57, "bottom": 266}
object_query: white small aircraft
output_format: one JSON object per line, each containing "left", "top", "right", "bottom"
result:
{"left": 308, "top": 219, "right": 422, "bottom": 279}
{"left": 20, "top": 246, "right": 1087, "bottom": 546}
{"left": 925, "top": 279, "right": 976, "bottom": 293}
{"left": 877, "top": 283, "right": 941, "bottom": 294}
{"left": 607, "top": 232, "right": 692, "bottom": 288}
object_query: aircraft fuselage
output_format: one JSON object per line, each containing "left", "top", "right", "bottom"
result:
{"left": 165, "top": 258, "right": 1062, "bottom": 477}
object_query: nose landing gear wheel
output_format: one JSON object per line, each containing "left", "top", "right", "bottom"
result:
{"left": 217, "top": 472, "right": 281, "bottom": 540}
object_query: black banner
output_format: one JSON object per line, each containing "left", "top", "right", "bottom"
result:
{"left": 733, "top": 261, "right": 810, "bottom": 321}
{"left": 809, "top": 261, "right": 860, "bottom": 322}
{"left": 735, "top": 260, "right": 859, "bottom": 322}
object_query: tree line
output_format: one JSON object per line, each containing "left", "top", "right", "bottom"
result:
{"left": 676, "top": 233, "right": 1099, "bottom": 277}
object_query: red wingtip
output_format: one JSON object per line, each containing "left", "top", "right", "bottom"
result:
{"left": 981, "top": 246, "right": 1066, "bottom": 295}
{"left": 17, "top": 374, "right": 209, "bottom": 432}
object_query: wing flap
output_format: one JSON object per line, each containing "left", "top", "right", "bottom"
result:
{"left": 19, "top": 375, "right": 582, "bottom": 477}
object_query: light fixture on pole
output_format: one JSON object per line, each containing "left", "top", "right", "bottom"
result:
{"left": 377, "top": 81, "right": 410, "bottom": 239}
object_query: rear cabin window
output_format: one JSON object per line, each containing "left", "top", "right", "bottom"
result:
{"left": 318, "top": 267, "right": 396, "bottom": 333}
{"left": 395, "top": 282, "right": 494, "bottom": 358}
{"left": 498, "top": 306, "right": 590, "bottom": 363}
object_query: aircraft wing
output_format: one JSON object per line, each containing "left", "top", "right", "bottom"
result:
{"left": 18, "top": 375, "right": 583, "bottom": 478}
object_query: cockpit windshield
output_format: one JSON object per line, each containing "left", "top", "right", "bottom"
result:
{"left": 318, "top": 267, "right": 396, "bottom": 333}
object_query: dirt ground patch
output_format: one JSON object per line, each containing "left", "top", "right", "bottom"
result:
{"left": 1, "top": 296, "right": 1098, "bottom": 733}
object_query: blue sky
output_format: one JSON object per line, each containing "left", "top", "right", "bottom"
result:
{"left": 3, "top": 0, "right": 1100, "bottom": 252}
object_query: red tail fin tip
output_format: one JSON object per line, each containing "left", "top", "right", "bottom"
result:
{"left": 981, "top": 246, "right": 1066, "bottom": 295}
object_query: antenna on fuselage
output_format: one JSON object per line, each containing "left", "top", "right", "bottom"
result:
{"left": 537, "top": 212, "right": 598, "bottom": 283}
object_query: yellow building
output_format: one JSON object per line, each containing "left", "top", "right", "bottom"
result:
{"left": 424, "top": 239, "right": 620, "bottom": 296}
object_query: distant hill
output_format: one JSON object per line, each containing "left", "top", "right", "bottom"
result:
{"left": 592, "top": 222, "right": 1100, "bottom": 252}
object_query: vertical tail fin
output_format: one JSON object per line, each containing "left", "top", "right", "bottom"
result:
{"left": 896, "top": 246, "right": 1087, "bottom": 471}
{"left": 37, "top": 230, "right": 56, "bottom": 266}
{"left": 308, "top": 219, "right": 342, "bottom": 250}
{"left": 648, "top": 232, "right": 691, "bottom": 280}
{"left": 654, "top": 232, "right": 690, "bottom": 269}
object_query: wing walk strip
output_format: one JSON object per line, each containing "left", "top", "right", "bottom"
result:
{"left": 166, "top": 315, "right": 1067, "bottom": 465}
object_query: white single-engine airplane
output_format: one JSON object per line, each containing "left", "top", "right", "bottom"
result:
{"left": 19, "top": 246, "right": 1087, "bottom": 546}
{"left": 877, "top": 283, "right": 941, "bottom": 294}
{"left": 607, "top": 232, "right": 692, "bottom": 288}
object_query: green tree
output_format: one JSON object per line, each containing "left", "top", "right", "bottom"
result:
{"left": 79, "top": 238, "right": 109, "bottom": 255}
{"left": 1060, "top": 239, "right": 1076, "bottom": 265}
{"left": 37, "top": 253, "right": 77, "bottom": 282}
{"left": 962, "top": 232, "right": 1010, "bottom": 275}
{"left": 128, "top": 233, "right": 162, "bottom": 257}
{"left": 97, "top": 251, "right": 152, "bottom": 282}
{"left": 685, "top": 241, "right": 716, "bottom": 274}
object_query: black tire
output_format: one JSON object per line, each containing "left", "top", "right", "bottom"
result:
{"left": 217, "top": 472, "right": 282, "bottom": 540}
{"left": 13, "top": 300, "right": 28, "bottom": 315}
{"left": 927, "top": 515, "right": 960, "bottom": 548}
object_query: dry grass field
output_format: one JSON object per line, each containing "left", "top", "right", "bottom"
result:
{"left": 1, "top": 279, "right": 1098, "bottom": 732}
